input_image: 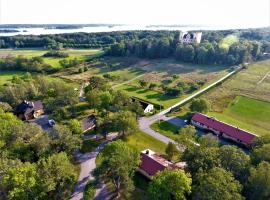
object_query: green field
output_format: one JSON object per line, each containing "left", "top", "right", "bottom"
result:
{"left": 208, "top": 96, "right": 270, "bottom": 136}
{"left": 0, "top": 48, "right": 103, "bottom": 69}
{"left": 150, "top": 121, "right": 180, "bottom": 140}
{"left": 125, "top": 131, "right": 166, "bottom": 154}
{"left": 205, "top": 60, "right": 270, "bottom": 112}
{"left": 113, "top": 59, "right": 229, "bottom": 108}
{"left": 0, "top": 71, "right": 26, "bottom": 85}
{"left": 118, "top": 84, "right": 181, "bottom": 108}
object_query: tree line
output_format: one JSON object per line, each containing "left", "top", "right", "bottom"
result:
{"left": 106, "top": 31, "right": 269, "bottom": 66}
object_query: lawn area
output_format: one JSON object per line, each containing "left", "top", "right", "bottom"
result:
{"left": 150, "top": 121, "right": 180, "bottom": 140}
{"left": 125, "top": 131, "right": 166, "bottom": 154}
{"left": 0, "top": 71, "right": 26, "bottom": 85}
{"left": 208, "top": 96, "right": 270, "bottom": 136}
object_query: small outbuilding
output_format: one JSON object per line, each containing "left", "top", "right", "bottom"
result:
{"left": 81, "top": 114, "right": 96, "bottom": 133}
{"left": 131, "top": 97, "right": 154, "bottom": 114}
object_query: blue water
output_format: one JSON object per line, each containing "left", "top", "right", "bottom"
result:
{"left": 0, "top": 24, "right": 264, "bottom": 37}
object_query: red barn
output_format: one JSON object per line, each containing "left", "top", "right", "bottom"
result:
{"left": 191, "top": 113, "right": 257, "bottom": 147}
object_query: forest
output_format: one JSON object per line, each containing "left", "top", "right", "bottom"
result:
{"left": 0, "top": 28, "right": 269, "bottom": 66}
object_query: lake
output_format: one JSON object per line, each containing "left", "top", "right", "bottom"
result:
{"left": 0, "top": 24, "right": 263, "bottom": 36}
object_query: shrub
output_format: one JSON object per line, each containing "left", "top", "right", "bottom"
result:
{"left": 84, "top": 181, "right": 96, "bottom": 200}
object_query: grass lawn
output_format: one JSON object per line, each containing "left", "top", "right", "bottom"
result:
{"left": 208, "top": 96, "right": 270, "bottom": 136}
{"left": 150, "top": 121, "right": 180, "bottom": 140}
{"left": 125, "top": 131, "right": 166, "bottom": 154}
{"left": 118, "top": 84, "right": 179, "bottom": 108}
{"left": 0, "top": 71, "right": 26, "bottom": 85}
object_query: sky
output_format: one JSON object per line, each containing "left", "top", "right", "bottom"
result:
{"left": 0, "top": 0, "right": 269, "bottom": 27}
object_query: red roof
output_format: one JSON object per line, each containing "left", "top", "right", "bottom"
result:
{"left": 139, "top": 153, "right": 167, "bottom": 176}
{"left": 191, "top": 113, "right": 257, "bottom": 145}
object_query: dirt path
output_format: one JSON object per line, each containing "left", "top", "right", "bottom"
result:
{"left": 257, "top": 71, "right": 270, "bottom": 85}
{"left": 112, "top": 74, "right": 145, "bottom": 89}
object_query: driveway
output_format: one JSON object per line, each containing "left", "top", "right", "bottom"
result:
{"left": 70, "top": 134, "right": 117, "bottom": 200}
{"left": 30, "top": 115, "right": 52, "bottom": 132}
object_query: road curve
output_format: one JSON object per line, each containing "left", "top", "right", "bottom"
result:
{"left": 139, "top": 68, "right": 239, "bottom": 144}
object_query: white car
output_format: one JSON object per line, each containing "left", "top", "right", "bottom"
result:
{"left": 48, "top": 119, "right": 56, "bottom": 127}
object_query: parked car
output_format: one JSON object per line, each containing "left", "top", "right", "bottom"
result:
{"left": 48, "top": 119, "right": 56, "bottom": 127}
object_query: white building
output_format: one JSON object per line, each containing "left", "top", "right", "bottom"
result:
{"left": 179, "top": 32, "right": 202, "bottom": 44}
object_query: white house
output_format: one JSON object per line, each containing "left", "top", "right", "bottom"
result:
{"left": 179, "top": 32, "right": 202, "bottom": 44}
{"left": 131, "top": 97, "right": 154, "bottom": 113}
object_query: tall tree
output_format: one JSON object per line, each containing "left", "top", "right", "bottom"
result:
{"left": 148, "top": 169, "right": 192, "bottom": 200}
{"left": 50, "top": 125, "right": 82, "bottom": 154}
{"left": 85, "top": 89, "right": 101, "bottom": 113}
{"left": 177, "top": 125, "right": 197, "bottom": 148}
{"left": 112, "top": 111, "right": 138, "bottom": 137}
{"left": 251, "top": 144, "right": 270, "bottom": 165}
{"left": 93, "top": 141, "right": 140, "bottom": 198}
{"left": 192, "top": 167, "right": 244, "bottom": 200}
{"left": 182, "top": 146, "right": 220, "bottom": 174}
{"left": 245, "top": 161, "right": 270, "bottom": 200}
{"left": 165, "top": 142, "right": 179, "bottom": 160}
{"left": 190, "top": 98, "right": 210, "bottom": 113}
{"left": 219, "top": 145, "right": 250, "bottom": 181}
{"left": 38, "top": 152, "right": 77, "bottom": 199}
{"left": 67, "top": 119, "right": 83, "bottom": 135}
{"left": 2, "top": 162, "right": 41, "bottom": 200}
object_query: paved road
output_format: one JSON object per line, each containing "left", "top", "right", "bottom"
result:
{"left": 139, "top": 68, "right": 239, "bottom": 145}
{"left": 71, "top": 134, "right": 117, "bottom": 200}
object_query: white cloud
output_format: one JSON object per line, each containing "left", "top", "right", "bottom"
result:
{"left": 1, "top": 0, "right": 269, "bottom": 27}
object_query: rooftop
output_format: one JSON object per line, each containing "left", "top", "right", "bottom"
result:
{"left": 192, "top": 113, "right": 257, "bottom": 144}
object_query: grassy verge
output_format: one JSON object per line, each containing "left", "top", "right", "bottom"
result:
{"left": 150, "top": 121, "right": 180, "bottom": 140}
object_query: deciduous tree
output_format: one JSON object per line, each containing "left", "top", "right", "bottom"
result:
{"left": 192, "top": 167, "right": 244, "bottom": 200}
{"left": 148, "top": 169, "right": 192, "bottom": 200}
{"left": 93, "top": 141, "right": 140, "bottom": 198}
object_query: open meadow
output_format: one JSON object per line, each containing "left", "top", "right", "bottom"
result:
{"left": 203, "top": 60, "right": 270, "bottom": 136}
{"left": 115, "top": 58, "right": 229, "bottom": 108}
{"left": 0, "top": 48, "right": 103, "bottom": 69}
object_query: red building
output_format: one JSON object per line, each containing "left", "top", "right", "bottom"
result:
{"left": 191, "top": 113, "right": 257, "bottom": 147}
{"left": 138, "top": 149, "right": 187, "bottom": 178}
